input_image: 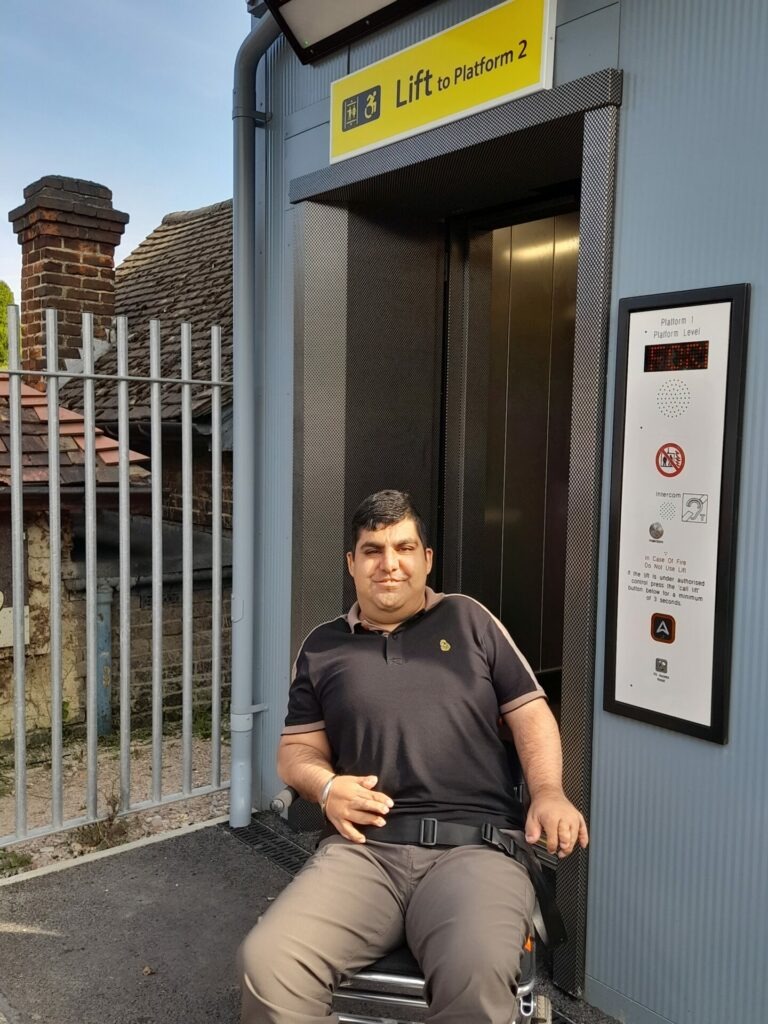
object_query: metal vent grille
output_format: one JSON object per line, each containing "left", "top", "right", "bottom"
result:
{"left": 226, "top": 818, "right": 316, "bottom": 876}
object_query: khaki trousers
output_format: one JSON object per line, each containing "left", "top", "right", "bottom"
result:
{"left": 238, "top": 834, "right": 535, "bottom": 1024}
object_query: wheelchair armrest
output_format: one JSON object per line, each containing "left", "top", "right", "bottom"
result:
{"left": 270, "top": 786, "right": 299, "bottom": 813}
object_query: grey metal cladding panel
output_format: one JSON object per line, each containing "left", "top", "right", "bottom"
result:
{"left": 285, "top": 125, "right": 332, "bottom": 196}
{"left": 557, "top": 0, "right": 619, "bottom": 25}
{"left": 554, "top": 4, "right": 620, "bottom": 87}
{"left": 349, "top": 0, "right": 494, "bottom": 70}
{"left": 295, "top": 115, "right": 584, "bottom": 220}
{"left": 343, "top": 211, "right": 444, "bottom": 609}
{"left": 587, "top": 1, "right": 768, "bottom": 1021}
{"left": 290, "top": 68, "right": 622, "bottom": 204}
{"left": 284, "top": 99, "right": 330, "bottom": 141}
{"left": 270, "top": 33, "right": 347, "bottom": 117}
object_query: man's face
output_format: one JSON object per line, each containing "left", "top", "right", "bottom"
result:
{"left": 346, "top": 517, "right": 433, "bottom": 626}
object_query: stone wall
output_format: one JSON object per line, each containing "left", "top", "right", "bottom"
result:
{"left": 0, "top": 513, "right": 83, "bottom": 737}
{"left": 0, "top": 509, "right": 231, "bottom": 742}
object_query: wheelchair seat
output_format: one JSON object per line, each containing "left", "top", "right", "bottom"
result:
{"left": 334, "top": 931, "right": 546, "bottom": 1023}
{"left": 354, "top": 943, "right": 421, "bottom": 977}
{"left": 269, "top": 734, "right": 555, "bottom": 1024}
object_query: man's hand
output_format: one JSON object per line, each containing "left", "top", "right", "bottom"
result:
{"left": 525, "top": 785, "right": 588, "bottom": 859}
{"left": 325, "top": 775, "right": 394, "bottom": 844}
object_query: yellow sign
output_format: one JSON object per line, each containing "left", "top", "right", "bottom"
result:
{"left": 330, "top": 0, "right": 556, "bottom": 163}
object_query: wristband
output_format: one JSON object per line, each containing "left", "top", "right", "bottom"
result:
{"left": 319, "top": 774, "right": 337, "bottom": 817}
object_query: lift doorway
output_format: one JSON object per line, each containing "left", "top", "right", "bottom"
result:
{"left": 442, "top": 210, "right": 579, "bottom": 714}
{"left": 290, "top": 70, "right": 621, "bottom": 994}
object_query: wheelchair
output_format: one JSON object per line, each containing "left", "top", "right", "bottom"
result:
{"left": 269, "top": 780, "right": 554, "bottom": 1024}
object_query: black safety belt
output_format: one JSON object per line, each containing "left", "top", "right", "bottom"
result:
{"left": 366, "top": 817, "right": 568, "bottom": 949}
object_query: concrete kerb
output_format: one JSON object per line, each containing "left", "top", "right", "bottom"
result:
{"left": 0, "top": 815, "right": 229, "bottom": 887}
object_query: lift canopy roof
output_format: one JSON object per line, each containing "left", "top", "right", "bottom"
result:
{"left": 264, "top": 0, "right": 433, "bottom": 64}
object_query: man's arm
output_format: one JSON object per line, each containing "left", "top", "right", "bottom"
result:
{"left": 503, "top": 698, "right": 589, "bottom": 858}
{"left": 277, "top": 732, "right": 393, "bottom": 844}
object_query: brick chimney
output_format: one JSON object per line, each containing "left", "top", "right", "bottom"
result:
{"left": 8, "top": 176, "right": 129, "bottom": 376}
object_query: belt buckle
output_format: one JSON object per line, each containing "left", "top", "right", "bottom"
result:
{"left": 481, "top": 822, "right": 495, "bottom": 844}
{"left": 419, "top": 818, "right": 438, "bottom": 846}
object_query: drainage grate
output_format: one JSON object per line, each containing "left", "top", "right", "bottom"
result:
{"left": 225, "top": 818, "right": 317, "bottom": 876}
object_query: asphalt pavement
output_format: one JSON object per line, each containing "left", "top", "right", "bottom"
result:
{"left": 0, "top": 819, "right": 617, "bottom": 1024}
{"left": 0, "top": 824, "right": 283, "bottom": 1024}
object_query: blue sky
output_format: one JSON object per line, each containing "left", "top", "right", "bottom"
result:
{"left": 1, "top": 0, "right": 252, "bottom": 301}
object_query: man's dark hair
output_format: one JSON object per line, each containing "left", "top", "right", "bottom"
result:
{"left": 350, "top": 490, "right": 429, "bottom": 550}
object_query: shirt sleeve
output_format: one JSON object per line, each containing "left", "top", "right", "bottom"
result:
{"left": 482, "top": 612, "right": 547, "bottom": 713}
{"left": 282, "top": 643, "right": 326, "bottom": 735}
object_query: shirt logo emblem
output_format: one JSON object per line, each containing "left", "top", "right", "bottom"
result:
{"left": 439, "top": 639, "right": 451, "bottom": 652}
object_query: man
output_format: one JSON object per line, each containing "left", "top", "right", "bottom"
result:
{"left": 239, "top": 490, "right": 588, "bottom": 1024}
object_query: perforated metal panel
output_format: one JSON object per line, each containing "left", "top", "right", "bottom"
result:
{"left": 294, "top": 204, "right": 446, "bottom": 626}
{"left": 292, "top": 202, "right": 350, "bottom": 653}
{"left": 342, "top": 209, "right": 444, "bottom": 607}
{"left": 552, "top": 104, "right": 619, "bottom": 995}
{"left": 291, "top": 69, "right": 621, "bottom": 207}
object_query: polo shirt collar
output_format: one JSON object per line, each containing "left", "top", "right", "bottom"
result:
{"left": 346, "top": 586, "right": 444, "bottom": 632}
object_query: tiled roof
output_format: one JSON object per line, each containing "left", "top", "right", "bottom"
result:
{"left": 59, "top": 199, "right": 233, "bottom": 423}
{"left": 0, "top": 376, "right": 150, "bottom": 489}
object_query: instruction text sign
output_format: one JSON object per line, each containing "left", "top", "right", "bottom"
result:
{"left": 605, "top": 285, "right": 750, "bottom": 744}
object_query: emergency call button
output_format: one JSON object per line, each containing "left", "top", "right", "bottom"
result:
{"left": 651, "top": 613, "right": 676, "bottom": 644}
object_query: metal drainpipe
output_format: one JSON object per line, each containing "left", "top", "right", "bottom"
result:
{"left": 229, "top": 11, "right": 281, "bottom": 828}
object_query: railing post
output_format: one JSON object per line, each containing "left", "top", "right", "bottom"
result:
{"left": 96, "top": 585, "right": 113, "bottom": 737}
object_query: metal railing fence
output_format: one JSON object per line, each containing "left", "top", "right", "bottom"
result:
{"left": 1, "top": 307, "right": 232, "bottom": 846}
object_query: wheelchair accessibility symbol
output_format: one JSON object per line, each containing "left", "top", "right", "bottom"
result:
{"left": 342, "top": 85, "right": 382, "bottom": 131}
{"left": 655, "top": 442, "right": 685, "bottom": 477}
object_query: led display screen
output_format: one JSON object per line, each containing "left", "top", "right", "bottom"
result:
{"left": 644, "top": 340, "right": 709, "bottom": 372}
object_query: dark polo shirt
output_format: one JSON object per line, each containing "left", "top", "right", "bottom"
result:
{"left": 283, "top": 589, "right": 546, "bottom": 830}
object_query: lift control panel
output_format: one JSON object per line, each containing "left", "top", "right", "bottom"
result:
{"left": 605, "top": 286, "right": 749, "bottom": 743}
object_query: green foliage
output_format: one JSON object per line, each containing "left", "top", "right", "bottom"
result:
{"left": 0, "top": 848, "right": 32, "bottom": 878}
{"left": 0, "top": 280, "right": 16, "bottom": 369}
{"left": 73, "top": 786, "right": 127, "bottom": 851}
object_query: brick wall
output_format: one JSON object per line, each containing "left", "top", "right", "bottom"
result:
{"left": 161, "top": 441, "right": 233, "bottom": 531}
{"left": 9, "top": 176, "right": 128, "bottom": 376}
{"left": 111, "top": 583, "right": 232, "bottom": 730}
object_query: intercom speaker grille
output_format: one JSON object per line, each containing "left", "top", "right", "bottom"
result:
{"left": 656, "top": 378, "right": 691, "bottom": 418}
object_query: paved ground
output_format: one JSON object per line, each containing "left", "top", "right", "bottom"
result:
{"left": 0, "top": 824, "right": 279, "bottom": 1024}
{"left": 0, "top": 819, "right": 617, "bottom": 1024}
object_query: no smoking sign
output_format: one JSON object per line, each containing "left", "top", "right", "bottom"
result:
{"left": 656, "top": 442, "right": 685, "bottom": 477}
